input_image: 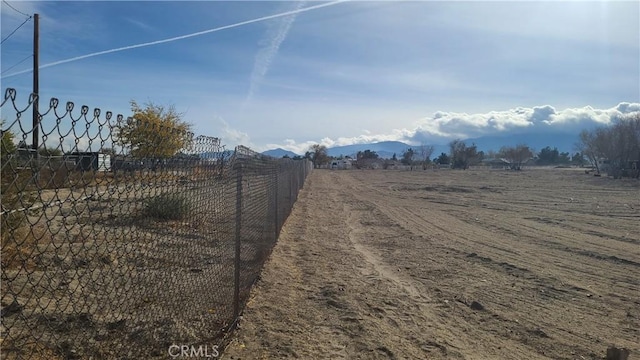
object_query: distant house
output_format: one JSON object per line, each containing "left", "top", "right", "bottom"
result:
{"left": 481, "top": 158, "right": 509, "bottom": 169}
{"left": 330, "top": 159, "right": 352, "bottom": 170}
{"left": 13, "top": 147, "right": 37, "bottom": 169}
{"left": 482, "top": 157, "right": 532, "bottom": 170}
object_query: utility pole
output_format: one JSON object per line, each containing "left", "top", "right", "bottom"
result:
{"left": 32, "top": 13, "right": 39, "bottom": 152}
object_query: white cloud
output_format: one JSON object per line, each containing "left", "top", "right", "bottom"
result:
{"left": 314, "top": 1, "right": 639, "bottom": 49}
{"left": 216, "top": 117, "right": 253, "bottom": 151}
{"left": 266, "top": 128, "right": 416, "bottom": 155}
{"left": 266, "top": 102, "right": 640, "bottom": 154}
{"left": 542, "top": 104, "right": 636, "bottom": 128}
{"left": 412, "top": 102, "right": 640, "bottom": 140}
{"left": 123, "top": 17, "right": 156, "bottom": 33}
{"left": 445, "top": 1, "right": 640, "bottom": 49}
{"left": 243, "top": 1, "right": 305, "bottom": 108}
{"left": 616, "top": 102, "right": 640, "bottom": 113}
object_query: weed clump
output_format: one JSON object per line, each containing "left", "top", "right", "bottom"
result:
{"left": 145, "top": 193, "right": 191, "bottom": 221}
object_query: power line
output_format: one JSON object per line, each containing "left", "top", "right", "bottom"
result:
{"left": 2, "top": 0, "right": 31, "bottom": 17}
{"left": 1, "top": 15, "right": 32, "bottom": 44}
{"left": 1, "top": 54, "right": 32, "bottom": 75}
{"left": 1, "top": 0, "right": 349, "bottom": 79}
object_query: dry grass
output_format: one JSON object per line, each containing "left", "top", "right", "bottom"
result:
{"left": 1, "top": 223, "right": 51, "bottom": 271}
{"left": 144, "top": 193, "right": 192, "bottom": 220}
{"left": 38, "top": 168, "right": 116, "bottom": 189}
{"left": 0, "top": 337, "right": 63, "bottom": 360}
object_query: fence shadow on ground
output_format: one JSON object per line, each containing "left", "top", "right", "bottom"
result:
{"left": 1, "top": 88, "right": 312, "bottom": 359}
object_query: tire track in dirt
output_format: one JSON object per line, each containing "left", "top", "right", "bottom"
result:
{"left": 224, "top": 169, "right": 639, "bottom": 359}
{"left": 338, "top": 169, "right": 639, "bottom": 358}
{"left": 336, "top": 172, "right": 555, "bottom": 359}
{"left": 337, "top": 189, "right": 549, "bottom": 359}
{"left": 338, "top": 196, "right": 468, "bottom": 359}
{"left": 224, "top": 171, "right": 462, "bottom": 359}
{"left": 440, "top": 207, "right": 640, "bottom": 293}
{"left": 340, "top": 180, "right": 574, "bottom": 358}
{"left": 345, "top": 205, "right": 427, "bottom": 302}
{"left": 347, "top": 170, "right": 639, "bottom": 295}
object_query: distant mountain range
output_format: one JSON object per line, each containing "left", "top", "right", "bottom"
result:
{"left": 262, "top": 148, "right": 299, "bottom": 158}
{"left": 261, "top": 133, "right": 581, "bottom": 159}
{"left": 326, "top": 141, "right": 417, "bottom": 159}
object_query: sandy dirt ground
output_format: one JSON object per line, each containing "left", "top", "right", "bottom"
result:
{"left": 223, "top": 168, "right": 639, "bottom": 360}
{"left": 1, "top": 170, "right": 269, "bottom": 359}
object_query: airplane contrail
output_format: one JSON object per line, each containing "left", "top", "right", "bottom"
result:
{"left": 243, "top": 1, "right": 306, "bottom": 109}
{"left": 1, "top": 0, "right": 348, "bottom": 79}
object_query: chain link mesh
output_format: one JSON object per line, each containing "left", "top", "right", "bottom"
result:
{"left": 0, "top": 88, "right": 312, "bottom": 359}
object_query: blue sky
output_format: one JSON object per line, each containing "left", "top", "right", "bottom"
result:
{"left": 1, "top": 1, "right": 639, "bottom": 153}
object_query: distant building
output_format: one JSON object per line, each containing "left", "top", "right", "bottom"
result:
{"left": 14, "top": 147, "right": 37, "bottom": 169}
{"left": 482, "top": 158, "right": 513, "bottom": 169}
{"left": 65, "top": 152, "right": 111, "bottom": 171}
{"left": 330, "top": 159, "right": 352, "bottom": 170}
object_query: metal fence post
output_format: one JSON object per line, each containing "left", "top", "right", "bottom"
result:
{"left": 274, "top": 167, "right": 279, "bottom": 239}
{"left": 233, "top": 161, "right": 242, "bottom": 318}
{"left": 298, "top": 163, "right": 302, "bottom": 190}
{"left": 289, "top": 168, "right": 294, "bottom": 208}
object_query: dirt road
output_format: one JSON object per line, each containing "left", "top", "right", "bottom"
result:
{"left": 223, "top": 169, "right": 639, "bottom": 359}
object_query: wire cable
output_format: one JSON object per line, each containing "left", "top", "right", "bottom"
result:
{"left": 1, "top": 0, "right": 348, "bottom": 79}
{"left": 1, "top": 15, "right": 32, "bottom": 44}
{"left": 2, "top": 0, "right": 31, "bottom": 17}
{"left": 1, "top": 54, "right": 32, "bottom": 75}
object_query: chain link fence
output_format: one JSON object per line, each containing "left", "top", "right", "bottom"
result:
{"left": 1, "top": 88, "right": 312, "bottom": 359}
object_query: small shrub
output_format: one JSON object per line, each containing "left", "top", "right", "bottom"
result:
{"left": 145, "top": 193, "right": 191, "bottom": 221}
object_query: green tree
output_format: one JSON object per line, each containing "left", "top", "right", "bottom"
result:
{"left": 499, "top": 144, "right": 533, "bottom": 170}
{"left": 558, "top": 152, "right": 571, "bottom": 164}
{"left": 436, "top": 152, "right": 450, "bottom": 165}
{"left": 486, "top": 149, "right": 499, "bottom": 160}
{"left": 1, "top": 122, "right": 18, "bottom": 192}
{"left": 1, "top": 123, "right": 34, "bottom": 246}
{"left": 449, "top": 139, "right": 481, "bottom": 169}
{"left": 115, "top": 101, "right": 192, "bottom": 158}
{"left": 309, "top": 144, "right": 329, "bottom": 168}
{"left": 419, "top": 143, "right": 435, "bottom": 169}
{"left": 571, "top": 152, "right": 584, "bottom": 166}
{"left": 1, "top": 127, "right": 17, "bottom": 157}
{"left": 536, "top": 146, "right": 560, "bottom": 165}
{"left": 357, "top": 150, "right": 379, "bottom": 160}
{"left": 38, "top": 147, "right": 63, "bottom": 157}
{"left": 575, "top": 114, "right": 640, "bottom": 178}
{"left": 101, "top": 147, "right": 117, "bottom": 156}
{"left": 576, "top": 129, "right": 601, "bottom": 174}
{"left": 401, "top": 148, "right": 415, "bottom": 166}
